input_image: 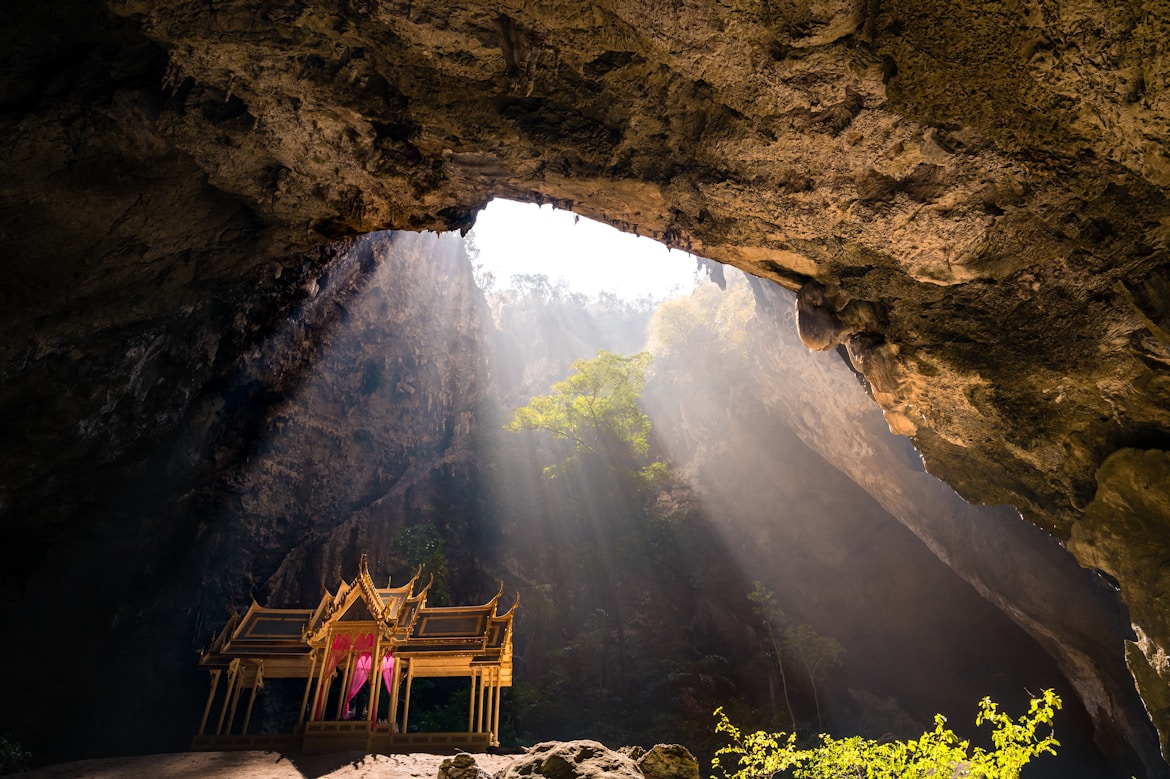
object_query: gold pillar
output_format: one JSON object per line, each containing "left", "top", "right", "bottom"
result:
{"left": 298, "top": 651, "right": 319, "bottom": 726}
{"left": 198, "top": 669, "right": 222, "bottom": 737}
{"left": 492, "top": 668, "right": 503, "bottom": 745}
{"left": 388, "top": 657, "right": 402, "bottom": 732}
{"left": 216, "top": 660, "right": 240, "bottom": 735}
{"left": 241, "top": 662, "right": 264, "bottom": 735}
{"left": 311, "top": 645, "right": 334, "bottom": 722}
{"left": 368, "top": 641, "right": 384, "bottom": 726}
{"left": 468, "top": 669, "right": 477, "bottom": 733}
{"left": 476, "top": 673, "right": 486, "bottom": 733}
{"left": 335, "top": 648, "right": 356, "bottom": 720}
{"left": 225, "top": 664, "right": 246, "bottom": 735}
{"left": 482, "top": 669, "right": 496, "bottom": 729}
{"left": 318, "top": 674, "right": 334, "bottom": 722}
{"left": 402, "top": 664, "right": 414, "bottom": 734}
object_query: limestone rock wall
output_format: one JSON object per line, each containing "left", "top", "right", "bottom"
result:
{"left": 2, "top": 0, "right": 1170, "bottom": 762}
{"left": 747, "top": 281, "right": 1165, "bottom": 774}
{"left": 0, "top": 231, "right": 493, "bottom": 761}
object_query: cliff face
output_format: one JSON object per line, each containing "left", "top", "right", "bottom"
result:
{"left": 2, "top": 0, "right": 1169, "bottom": 763}
{"left": 0, "top": 231, "right": 493, "bottom": 760}
{"left": 743, "top": 281, "right": 1164, "bottom": 773}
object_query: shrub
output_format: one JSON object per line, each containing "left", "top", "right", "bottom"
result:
{"left": 712, "top": 689, "right": 1062, "bottom": 779}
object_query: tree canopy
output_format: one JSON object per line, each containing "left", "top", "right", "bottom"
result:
{"left": 505, "top": 350, "right": 663, "bottom": 481}
{"left": 647, "top": 274, "right": 754, "bottom": 367}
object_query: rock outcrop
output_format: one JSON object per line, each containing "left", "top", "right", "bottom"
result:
{"left": 635, "top": 744, "right": 700, "bottom": 779}
{"left": 3, "top": 0, "right": 1170, "bottom": 763}
{"left": 439, "top": 753, "right": 497, "bottom": 779}
{"left": 501, "top": 741, "right": 654, "bottom": 779}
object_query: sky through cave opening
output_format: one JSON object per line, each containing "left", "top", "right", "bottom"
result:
{"left": 65, "top": 200, "right": 1135, "bottom": 777}
{"left": 467, "top": 199, "right": 701, "bottom": 301}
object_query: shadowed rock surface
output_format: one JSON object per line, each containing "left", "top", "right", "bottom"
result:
{"left": 2, "top": 0, "right": 1170, "bottom": 770}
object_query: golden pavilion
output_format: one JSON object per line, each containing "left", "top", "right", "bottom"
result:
{"left": 192, "top": 554, "right": 516, "bottom": 753}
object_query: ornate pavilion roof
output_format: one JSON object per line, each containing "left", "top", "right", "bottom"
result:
{"left": 199, "top": 553, "right": 516, "bottom": 672}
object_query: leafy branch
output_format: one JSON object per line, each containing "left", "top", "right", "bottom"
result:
{"left": 713, "top": 689, "right": 1062, "bottom": 779}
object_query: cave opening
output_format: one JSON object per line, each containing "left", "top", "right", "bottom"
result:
{"left": 0, "top": 196, "right": 1152, "bottom": 779}
{"left": 5, "top": 0, "right": 1170, "bottom": 772}
{"left": 0, "top": 203, "right": 1146, "bottom": 779}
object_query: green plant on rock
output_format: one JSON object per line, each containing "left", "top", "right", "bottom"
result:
{"left": 712, "top": 689, "right": 1062, "bottom": 779}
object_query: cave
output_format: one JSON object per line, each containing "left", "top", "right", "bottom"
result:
{"left": 2, "top": 0, "right": 1169, "bottom": 776}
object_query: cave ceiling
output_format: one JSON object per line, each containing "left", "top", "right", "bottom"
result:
{"left": 2, "top": 0, "right": 1170, "bottom": 761}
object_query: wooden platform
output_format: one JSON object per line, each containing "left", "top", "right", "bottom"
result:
{"left": 192, "top": 726, "right": 494, "bottom": 755}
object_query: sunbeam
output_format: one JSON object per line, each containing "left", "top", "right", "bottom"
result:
{"left": 459, "top": 215, "right": 1135, "bottom": 776}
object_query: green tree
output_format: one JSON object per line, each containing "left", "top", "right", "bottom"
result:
{"left": 713, "top": 689, "right": 1062, "bottom": 779}
{"left": 505, "top": 350, "right": 664, "bottom": 482}
{"left": 394, "top": 523, "right": 451, "bottom": 605}
{"left": 749, "top": 583, "right": 798, "bottom": 730}
{"left": 784, "top": 623, "right": 844, "bottom": 732}
{"left": 748, "top": 583, "right": 844, "bottom": 731}
{"left": 647, "top": 275, "right": 755, "bottom": 367}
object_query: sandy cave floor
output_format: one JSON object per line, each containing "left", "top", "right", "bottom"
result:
{"left": 15, "top": 751, "right": 519, "bottom": 779}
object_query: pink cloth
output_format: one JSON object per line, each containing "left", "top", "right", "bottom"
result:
{"left": 325, "top": 634, "right": 352, "bottom": 676}
{"left": 344, "top": 653, "right": 372, "bottom": 718}
{"left": 382, "top": 653, "right": 395, "bottom": 698}
{"left": 315, "top": 632, "right": 378, "bottom": 720}
{"left": 374, "top": 653, "right": 396, "bottom": 722}
{"left": 314, "top": 634, "right": 352, "bottom": 720}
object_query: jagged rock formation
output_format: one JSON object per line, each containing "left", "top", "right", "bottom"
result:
{"left": 2, "top": 0, "right": 1169, "bottom": 766}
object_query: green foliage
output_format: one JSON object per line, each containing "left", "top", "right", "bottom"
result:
{"left": 0, "top": 732, "right": 30, "bottom": 776}
{"left": 394, "top": 523, "right": 451, "bottom": 605}
{"left": 505, "top": 350, "right": 665, "bottom": 480}
{"left": 712, "top": 689, "right": 1062, "bottom": 779}
{"left": 638, "top": 459, "right": 672, "bottom": 489}
{"left": 647, "top": 275, "right": 755, "bottom": 367}
{"left": 747, "top": 583, "right": 844, "bottom": 731}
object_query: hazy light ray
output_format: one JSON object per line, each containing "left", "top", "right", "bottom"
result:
{"left": 468, "top": 199, "right": 698, "bottom": 300}
{"left": 221, "top": 232, "right": 489, "bottom": 605}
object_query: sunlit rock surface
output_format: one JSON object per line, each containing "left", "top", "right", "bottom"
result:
{"left": 2, "top": 0, "right": 1170, "bottom": 765}
{"left": 499, "top": 741, "right": 644, "bottom": 779}
{"left": 747, "top": 281, "right": 1165, "bottom": 773}
{"left": 1071, "top": 449, "right": 1170, "bottom": 759}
